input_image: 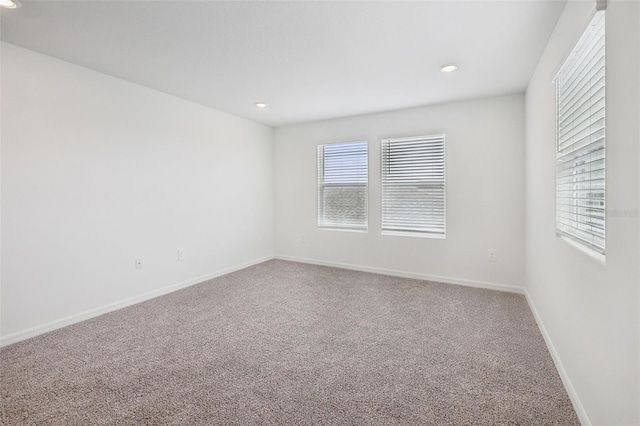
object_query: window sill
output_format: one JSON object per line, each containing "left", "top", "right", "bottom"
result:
{"left": 382, "top": 230, "right": 446, "bottom": 239}
{"left": 318, "top": 226, "right": 368, "bottom": 234}
{"left": 557, "top": 234, "right": 606, "bottom": 264}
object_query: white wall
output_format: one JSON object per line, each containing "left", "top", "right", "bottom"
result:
{"left": 274, "top": 94, "right": 525, "bottom": 291}
{"left": 525, "top": 1, "right": 640, "bottom": 424}
{"left": 0, "top": 43, "right": 274, "bottom": 343}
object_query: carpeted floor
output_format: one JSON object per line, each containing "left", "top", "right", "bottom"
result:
{"left": 1, "top": 260, "right": 579, "bottom": 425}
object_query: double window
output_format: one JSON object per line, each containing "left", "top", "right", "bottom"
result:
{"left": 317, "top": 134, "right": 446, "bottom": 237}
{"left": 555, "top": 11, "right": 606, "bottom": 255}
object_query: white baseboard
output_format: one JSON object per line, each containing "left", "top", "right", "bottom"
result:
{"left": 0, "top": 255, "right": 274, "bottom": 348}
{"left": 524, "top": 289, "right": 590, "bottom": 426}
{"left": 1, "top": 253, "right": 588, "bottom": 424}
{"left": 275, "top": 254, "right": 524, "bottom": 294}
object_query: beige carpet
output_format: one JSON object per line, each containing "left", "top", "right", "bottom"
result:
{"left": 1, "top": 260, "right": 578, "bottom": 425}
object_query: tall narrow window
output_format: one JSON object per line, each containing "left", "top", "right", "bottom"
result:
{"left": 381, "top": 134, "right": 446, "bottom": 238}
{"left": 317, "top": 141, "right": 368, "bottom": 230}
{"left": 555, "top": 11, "right": 605, "bottom": 255}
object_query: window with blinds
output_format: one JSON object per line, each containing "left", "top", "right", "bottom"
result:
{"left": 381, "top": 134, "right": 445, "bottom": 238}
{"left": 555, "top": 11, "right": 605, "bottom": 255}
{"left": 317, "top": 141, "right": 368, "bottom": 230}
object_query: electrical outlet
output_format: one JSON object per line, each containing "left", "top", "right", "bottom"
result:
{"left": 301, "top": 233, "right": 306, "bottom": 243}
{"left": 135, "top": 258, "right": 143, "bottom": 269}
{"left": 488, "top": 249, "right": 497, "bottom": 262}
{"left": 178, "top": 248, "right": 186, "bottom": 261}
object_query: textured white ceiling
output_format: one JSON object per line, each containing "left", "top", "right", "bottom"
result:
{"left": 0, "top": 1, "right": 565, "bottom": 127}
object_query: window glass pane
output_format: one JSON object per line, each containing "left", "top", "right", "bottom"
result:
{"left": 381, "top": 135, "right": 446, "bottom": 237}
{"left": 317, "top": 141, "right": 368, "bottom": 230}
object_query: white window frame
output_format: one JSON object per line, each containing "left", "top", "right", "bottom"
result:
{"left": 554, "top": 10, "right": 606, "bottom": 257}
{"left": 380, "top": 134, "right": 446, "bottom": 239}
{"left": 317, "top": 140, "right": 369, "bottom": 231}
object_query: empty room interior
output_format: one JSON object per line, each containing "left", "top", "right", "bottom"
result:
{"left": 1, "top": 0, "right": 639, "bottom": 425}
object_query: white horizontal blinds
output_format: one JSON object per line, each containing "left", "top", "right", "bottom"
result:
{"left": 555, "top": 11, "right": 605, "bottom": 254}
{"left": 381, "top": 135, "right": 445, "bottom": 237}
{"left": 317, "top": 141, "right": 368, "bottom": 229}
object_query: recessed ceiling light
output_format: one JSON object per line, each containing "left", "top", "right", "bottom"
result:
{"left": 440, "top": 64, "right": 458, "bottom": 73}
{"left": 0, "top": 0, "right": 20, "bottom": 9}
{"left": 255, "top": 102, "right": 268, "bottom": 108}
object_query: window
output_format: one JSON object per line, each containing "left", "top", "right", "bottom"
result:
{"left": 555, "top": 11, "right": 605, "bottom": 255}
{"left": 317, "top": 141, "right": 368, "bottom": 230}
{"left": 381, "top": 134, "right": 445, "bottom": 238}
